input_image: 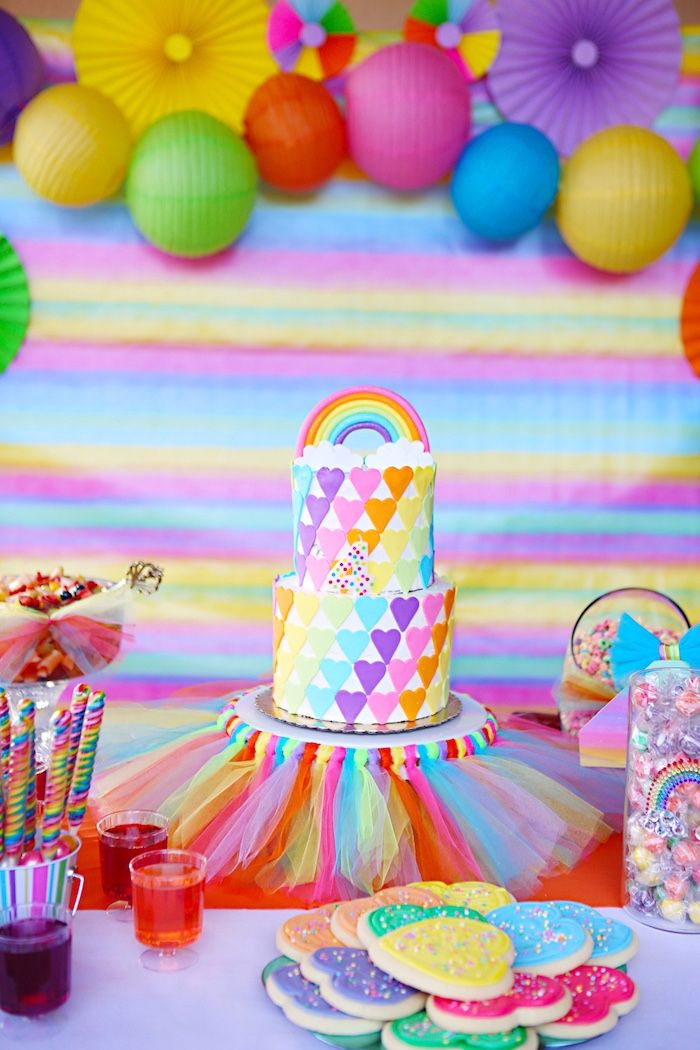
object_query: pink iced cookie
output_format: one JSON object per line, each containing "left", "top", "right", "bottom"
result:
{"left": 331, "top": 886, "right": 443, "bottom": 948}
{"left": 427, "top": 972, "right": 572, "bottom": 1035}
{"left": 276, "top": 904, "right": 344, "bottom": 962}
{"left": 537, "top": 965, "right": 639, "bottom": 1041}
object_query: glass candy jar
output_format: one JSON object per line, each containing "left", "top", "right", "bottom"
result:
{"left": 624, "top": 664, "right": 700, "bottom": 931}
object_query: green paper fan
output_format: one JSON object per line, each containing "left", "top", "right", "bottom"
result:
{"left": 0, "top": 237, "right": 30, "bottom": 371}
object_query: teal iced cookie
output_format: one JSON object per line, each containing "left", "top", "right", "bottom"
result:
{"left": 382, "top": 1012, "right": 538, "bottom": 1050}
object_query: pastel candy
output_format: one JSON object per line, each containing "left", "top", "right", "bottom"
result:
{"left": 265, "top": 958, "right": 382, "bottom": 1037}
{"left": 537, "top": 965, "right": 639, "bottom": 1040}
{"left": 302, "top": 946, "right": 426, "bottom": 1020}
{"left": 486, "top": 902, "right": 593, "bottom": 977}
{"left": 428, "top": 972, "right": 572, "bottom": 1035}
{"left": 276, "top": 903, "right": 344, "bottom": 962}
{"left": 413, "top": 882, "right": 514, "bottom": 915}
{"left": 383, "top": 1012, "right": 537, "bottom": 1050}
{"left": 332, "top": 887, "right": 444, "bottom": 948}
{"left": 550, "top": 901, "right": 638, "bottom": 967}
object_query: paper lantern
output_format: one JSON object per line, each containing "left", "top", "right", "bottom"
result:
{"left": 0, "top": 236, "right": 30, "bottom": 372}
{"left": 344, "top": 42, "right": 470, "bottom": 192}
{"left": 13, "top": 84, "right": 131, "bottom": 207}
{"left": 451, "top": 123, "right": 559, "bottom": 241}
{"left": 244, "top": 73, "right": 345, "bottom": 192}
{"left": 126, "top": 111, "right": 257, "bottom": 258}
{"left": 0, "top": 10, "right": 44, "bottom": 145}
{"left": 689, "top": 139, "right": 700, "bottom": 201}
{"left": 74, "top": 0, "right": 275, "bottom": 138}
{"left": 556, "top": 126, "right": 693, "bottom": 274}
{"left": 681, "top": 263, "right": 700, "bottom": 380}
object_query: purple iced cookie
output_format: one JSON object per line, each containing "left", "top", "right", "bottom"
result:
{"left": 303, "top": 946, "right": 427, "bottom": 1021}
{"left": 265, "top": 958, "right": 382, "bottom": 1037}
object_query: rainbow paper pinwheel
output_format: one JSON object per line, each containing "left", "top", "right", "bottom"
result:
{"left": 403, "top": 0, "right": 500, "bottom": 83}
{"left": 268, "top": 0, "right": 356, "bottom": 81}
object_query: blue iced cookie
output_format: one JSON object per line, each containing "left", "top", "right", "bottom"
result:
{"left": 550, "top": 901, "right": 638, "bottom": 968}
{"left": 486, "top": 902, "right": 592, "bottom": 977}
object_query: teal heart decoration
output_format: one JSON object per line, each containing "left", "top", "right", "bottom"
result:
{"left": 337, "top": 630, "right": 370, "bottom": 664}
{"left": 356, "top": 596, "right": 388, "bottom": 632}
{"left": 307, "top": 685, "right": 336, "bottom": 719}
{"left": 420, "top": 556, "right": 433, "bottom": 588}
{"left": 320, "top": 659, "right": 353, "bottom": 692}
{"left": 292, "top": 463, "right": 313, "bottom": 501}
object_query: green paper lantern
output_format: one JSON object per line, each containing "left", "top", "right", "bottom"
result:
{"left": 0, "top": 237, "right": 30, "bottom": 372}
{"left": 126, "top": 110, "right": 257, "bottom": 258}
{"left": 690, "top": 138, "right": 700, "bottom": 202}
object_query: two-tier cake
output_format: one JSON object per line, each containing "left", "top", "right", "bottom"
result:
{"left": 272, "top": 387, "right": 455, "bottom": 725}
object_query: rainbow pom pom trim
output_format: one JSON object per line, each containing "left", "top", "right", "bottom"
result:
{"left": 295, "top": 387, "right": 430, "bottom": 455}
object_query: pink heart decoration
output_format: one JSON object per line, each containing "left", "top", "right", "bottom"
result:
{"left": 368, "top": 691, "right": 400, "bottom": 724}
{"left": 350, "top": 467, "right": 381, "bottom": 502}
{"left": 317, "top": 527, "right": 346, "bottom": 563}
{"left": 422, "top": 593, "right": 444, "bottom": 627}
{"left": 407, "top": 626, "right": 431, "bottom": 660}
{"left": 307, "top": 555, "right": 330, "bottom": 589}
{"left": 334, "top": 497, "right": 365, "bottom": 533}
{"left": 388, "top": 658, "right": 415, "bottom": 692}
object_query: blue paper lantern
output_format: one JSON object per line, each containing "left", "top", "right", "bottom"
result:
{"left": 451, "top": 122, "right": 560, "bottom": 242}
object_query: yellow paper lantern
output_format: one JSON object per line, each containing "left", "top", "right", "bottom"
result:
{"left": 556, "top": 126, "right": 693, "bottom": 274}
{"left": 14, "top": 83, "right": 131, "bottom": 207}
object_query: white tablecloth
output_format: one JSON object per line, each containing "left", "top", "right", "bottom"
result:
{"left": 10, "top": 908, "right": 696, "bottom": 1049}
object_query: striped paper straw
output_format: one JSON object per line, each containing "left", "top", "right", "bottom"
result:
{"left": 67, "top": 683, "right": 91, "bottom": 788}
{"left": 40, "top": 708, "right": 72, "bottom": 862}
{"left": 67, "top": 690, "right": 105, "bottom": 834}
{"left": 5, "top": 725, "right": 30, "bottom": 866}
{"left": 18, "top": 697, "right": 37, "bottom": 850}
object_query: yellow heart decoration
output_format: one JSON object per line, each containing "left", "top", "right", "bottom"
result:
{"left": 397, "top": 496, "right": 422, "bottom": 530}
{"left": 396, "top": 558, "right": 420, "bottom": 593}
{"left": 285, "top": 622, "right": 307, "bottom": 655}
{"left": 413, "top": 466, "right": 434, "bottom": 500}
{"left": 273, "top": 615, "right": 284, "bottom": 656}
{"left": 294, "top": 591, "right": 320, "bottom": 627}
{"left": 410, "top": 526, "right": 430, "bottom": 558}
{"left": 295, "top": 655, "right": 320, "bottom": 688}
{"left": 368, "top": 560, "right": 394, "bottom": 594}
{"left": 273, "top": 646, "right": 295, "bottom": 688}
{"left": 382, "top": 528, "right": 410, "bottom": 563}
{"left": 438, "top": 645, "right": 451, "bottom": 680}
{"left": 284, "top": 681, "right": 306, "bottom": 714}
{"left": 322, "top": 594, "right": 354, "bottom": 629}
{"left": 425, "top": 681, "right": 444, "bottom": 714}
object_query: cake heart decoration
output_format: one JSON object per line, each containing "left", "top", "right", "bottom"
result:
{"left": 348, "top": 528, "right": 381, "bottom": 554}
{"left": 426, "top": 682, "right": 444, "bottom": 714}
{"left": 413, "top": 466, "right": 434, "bottom": 499}
{"left": 317, "top": 466, "right": 345, "bottom": 502}
{"left": 307, "top": 685, "right": 336, "bottom": 719}
{"left": 366, "top": 498, "right": 396, "bottom": 533}
{"left": 295, "top": 655, "right": 320, "bottom": 689}
{"left": 324, "top": 595, "right": 354, "bottom": 629}
{"left": 285, "top": 623, "right": 307, "bottom": 654}
{"left": 273, "top": 616, "right": 284, "bottom": 655}
{"left": 301, "top": 946, "right": 426, "bottom": 1022}
{"left": 391, "top": 596, "right": 420, "bottom": 631}
{"left": 336, "top": 690, "right": 367, "bottom": 723}
{"left": 397, "top": 496, "right": 423, "bottom": 530}
{"left": 307, "top": 555, "right": 330, "bottom": 590}
{"left": 444, "top": 589, "right": 455, "bottom": 618}
{"left": 420, "top": 557, "right": 433, "bottom": 588}
{"left": 422, "top": 594, "right": 443, "bottom": 626}
{"left": 320, "top": 659, "right": 353, "bottom": 692}
{"left": 400, "top": 688, "right": 426, "bottom": 720}
{"left": 317, "top": 527, "right": 346, "bottom": 563}
{"left": 292, "top": 489, "right": 303, "bottom": 542}
{"left": 367, "top": 691, "right": 400, "bottom": 723}
{"left": 383, "top": 529, "right": 410, "bottom": 563}
{"left": 292, "top": 463, "right": 313, "bottom": 499}
{"left": 276, "top": 587, "right": 294, "bottom": 621}
{"left": 417, "top": 655, "right": 439, "bottom": 689}
{"left": 273, "top": 647, "right": 294, "bottom": 688}
{"left": 350, "top": 466, "right": 381, "bottom": 502}
{"left": 431, "top": 622, "right": 449, "bottom": 655}
{"left": 396, "top": 559, "right": 420, "bottom": 594}
{"left": 307, "top": 627, "right": 335, "bottom": 660}
{"left": 284, "top": 681, "right": 306, "bottom": 713}
{"left": 428, "top": 971, "right": 572, "bottom": 1035}
{"left": 384, "top": 466, "right": 413, "bottom": 501}
{"left": 294, "top": 591, "right": 320, "bottom": 626}
{"left": 371, "top": 628, "right": 401, "bottom": 663}
{"left": 389, "top": 659, "right": 416, "bottom": 692}
{"left": 537, "top": 965, "right": 639, "bottom": 1041}
{"left": 411, "top": 526, "right": 430, "bottom": 557}
{"left": 486, "top": 902, "right": 593, "bottom": 976}
{"left": 307, "top": 494, "right": 331, "bottom": 530}
{"left": 337, "top": 630, "right": 370, "bottom": 664}
{"left": 368, "top": 560, "right": 394, "bottom": 593}
{"left": 356, "top": 595, "right": 388, "bottom": 631}
{"left": 334, "top": 497, "right": 364, "bottom": 533}
{"left": 385, "top": 1014, "right": 535, "bottom": 1050}
{"left": 407, "top": 627, "right": 431, "bottom": 661}
{"left": 438, "top": 646, "right": 451, "bottom": 681}
{"left": 295, "top": 552, "right": 307, "bottom": 584}
{"left": 355, "top": 660, "right": 386, "bottom": 694}
{"left": 299, "top": 522, "right": 317, "bottom": 556}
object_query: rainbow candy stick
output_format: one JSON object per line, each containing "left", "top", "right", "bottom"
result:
{"left": 67, "top": 691, "right": 105, "bottom": 834}
{"left": 67, "top": 682, "right": 91, "bottom": 787}
{"left": 4, "top": 724, "right": 31, "bottom": 866}
{"left": 0, "top": 689, "right": 11, "bottom": 783}
{"left": 18, "top": 697, "right": 37, "bottom": 850}
{"left": 40, "top": 708, "right": 72, "bottom": 862}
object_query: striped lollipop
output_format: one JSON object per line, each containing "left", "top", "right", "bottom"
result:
{"left": 404, "top": 0, "right": 501, "bottom": 82}
{"left": 40, "top": 707, "right": 72, "bottom": 861}
{"left": 5, "top": 723, "right": 31, "bottom": 865}
{"left": 67, "top": 690, "right": 105, "bottom": 834}
{"left": 67, "top": 682, "right": 91, "bottom": 787}
{"left": 18, "top": 697, "right": 37, "bottom": 849}
{"left": 268, "top": 0, "right": 356, "bottom": 81}
{"left": 0, "top": 688, "right": 10, "bottom": 783}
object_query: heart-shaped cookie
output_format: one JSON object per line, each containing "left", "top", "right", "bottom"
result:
{"left": 276, "top": 903, "right": 344, "bottom": 962}
{"left": 331, "top": 886, "right": 444, "bottom": 948}
{"left": 486, "top": 902, "right": 592, "bottom": 977}
{"left": 383, "top": 1013, "right": 537, "bottom": 1050}
{"left": 536, "top": 965, "right": 639, "bottom": 1042}
{"left": 264, "top": 956, "right": 381, "bottom": 1037}
{"left": 412, "top": 882, "right": 514, "bottom": 916}
{"left": 301, "top": 946, "right": 426, "bottom": 1021}
{"left": 427, "top": 971, "right": 572, "bottom": 1035}
{"left": 551, "top": 901, "right": 638, "bottom": 968}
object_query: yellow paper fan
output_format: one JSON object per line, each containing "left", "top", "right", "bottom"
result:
{"left": 73, "top": 0, "right": 276, "bottom": 138}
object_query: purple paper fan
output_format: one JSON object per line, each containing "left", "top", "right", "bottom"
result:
{"left": 488, "top": 0, "right": 682, "bottom": 156}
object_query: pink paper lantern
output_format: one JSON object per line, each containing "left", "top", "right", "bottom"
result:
{"left": 345, "top": 42, "right": 471, "bottom": 191}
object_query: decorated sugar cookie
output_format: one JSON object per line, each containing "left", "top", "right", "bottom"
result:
{"left": 302, "top": 945, "right": 426, "bottom": 1021}
{"left": 264, "top": 955, "right": 382, "bottom": 1038}
{"left": 276, "top": 903, "right": 344, "bottom": 962}
{"left": 382, "top": 1012, "right": 538, "bottom": 1050}
{"left": 427, "top": 972, "right": 572, "bottom": 1035}
{"left": 550, "top": 901, "right": 638, "bottom": 969}
{"left": 537, "top": 965, "right": 639, "bottom": 1041}
{"left": 412, "top": 882, "right": 514, "bottom": 915}
{"left": 332, "top": 887, "right": 444, "bottom": 948}
{"left": 486, "top": 902, "right": 592, "bottom": 977}
{"left": 358, "top": 905, "right": 514, "bottom": 1002}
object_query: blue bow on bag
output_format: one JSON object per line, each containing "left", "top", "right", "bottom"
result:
{"left": 611, "top": 613, "right": 700, "bottom": 686}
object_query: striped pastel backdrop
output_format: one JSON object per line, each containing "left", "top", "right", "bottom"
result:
{"left": 0, "top": 27, "right": 699, "bottom": 716}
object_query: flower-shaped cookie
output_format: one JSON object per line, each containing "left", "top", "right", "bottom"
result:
{"left": 537, "top": 965, "right": 639, "bottom": 1041}
{"left": 332, "top": 886, "right": 444, "bottom": 948}
{"left": 427, "top": 972, "right": 572, "bottom": 1034}
{"left": 383, "top": 1012, "right": 538, "bottom": 1050}
{"left": 302, "top": 945, "right": 426, "bottom": 1020}
{"left": 552, "top": 901, "right": 638, "bottom": 968}
{"left": 486, "top": 902, "right": 592, "bottom": 976}
{"left": 276, "top": 903, "right": 344, "bottom": 962}
{"left": 264, "top": 956, "right": 382, "bottom": 1037}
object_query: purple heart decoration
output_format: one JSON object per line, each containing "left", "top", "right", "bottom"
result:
{"left": 354, "top": 660, "right": 386, "bottom": 694}
{"left": 317, "top": 467, "right": 345, "bottom": 502}
{"left": 371, "top": 628, "right": 401, "bottom": 663}
{"left": 336, "top": 690, "right": 367, "bottom": 723}
{"left": 299, "top": 522, "right": 317, "bottom": 555}
{"left": 390, "top": 596, "right": 419, "bottom": 632}
{"left": 295, "top": 552, "right": 307, "bottom": 584}
{"left": 307, "top": 494, "right": 331, "bottom": 530}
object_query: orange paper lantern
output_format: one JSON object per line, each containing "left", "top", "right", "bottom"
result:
{"left": 244, "top": 73, "right": 345, "bottom": 193}
{"left": 681, "top": 263, "right": 700, "bottom": 380}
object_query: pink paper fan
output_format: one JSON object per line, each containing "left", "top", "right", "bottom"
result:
{"left": 489, "top": 0, "right": 682, "bottom": 155}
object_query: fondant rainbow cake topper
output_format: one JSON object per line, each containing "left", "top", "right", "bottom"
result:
{"left": 646, "top": 757, "right": 700, "bottom": 812}
{"left": 295, "top": 386, "right": 431, "bottom": 455}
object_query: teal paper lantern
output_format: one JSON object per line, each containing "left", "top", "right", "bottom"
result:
{"left": 126, "top": 110, "right": 257, "bottom": 258}
{"left": 451, "top": 122, "right": 560, "bottom": 242}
